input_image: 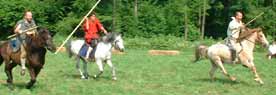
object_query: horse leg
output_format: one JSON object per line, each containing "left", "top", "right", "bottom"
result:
{"left": 94, "top": 59, "right": 103, "bottom": 79}
{"left": 241, "top": 58, "right": 264, "bottom": 84}
{"left": 251, "top": 65, "right": 264, "bottom": 84}
{"left": 209, "top": 61, "right": 218, "bottom": 81}
{"left": 268, "top": 54, "right": 272, "bottom": 60}
{"left": 215, "top": 60, "right": 236, "bottom": 81}
{"left": 82, "top": 58, "right": 89, "bottom": 79}
{"left": 4, "top": 62, "right": 17, "bottom": 90}
{"left": 76, "top": 57, "right": 85, "bottom": 79}
{"left": 26, "top": 67, "right": 36, "bottom": 89}
{"left": 106, "top": 59, "right": 116, "bottom": 80}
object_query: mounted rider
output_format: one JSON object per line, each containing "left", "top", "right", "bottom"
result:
{"left": 14, "top": 10, "right": 37, "bottom": 75}
{"left": 226, "top": 11, "right": 245, "bottom": 63}
{"left": 82, "top": 12, "right": 108, "bottom": 60}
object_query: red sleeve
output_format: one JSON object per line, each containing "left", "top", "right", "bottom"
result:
{"left": 83, "top": 19, "right": 89, "bottom": 32}
{"left": 95, "top": 19, "right": 103, "bottom": 31}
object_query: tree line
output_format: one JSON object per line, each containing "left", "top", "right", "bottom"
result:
{"left": 0, "top": 0, "right": 275, "bottom": 41}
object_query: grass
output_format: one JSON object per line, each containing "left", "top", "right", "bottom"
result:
{"left": 0, "top": 48, "right": 276, "bottom": 95}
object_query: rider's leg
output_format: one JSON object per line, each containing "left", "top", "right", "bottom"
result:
{"left": 85, "top": 46, "right": 92, "bottom": 59}
{"left": 84, "top": 38, "right": 92, "bottom": 60}
{"left": 228, "top": 39, "right": 238, "bottom": 62}
{"left": 20, "top": 44, "right": 27, "bottom": 75}
{"left": 230, "top": 47, "right": 237, "bottom": 61}
{"left": 90, "top": 39, "right": 98, "bottom": 59}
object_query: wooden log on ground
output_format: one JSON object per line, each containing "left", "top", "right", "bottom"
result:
{"left": 148, "top": 50, "right": 180, "bottom": 55}
{"left": 56, "top": 46, "right": 66, "bottom": 52}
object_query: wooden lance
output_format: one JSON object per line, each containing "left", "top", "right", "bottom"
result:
{"left": 55, "top": 0, "right": 101, "bottom": 54}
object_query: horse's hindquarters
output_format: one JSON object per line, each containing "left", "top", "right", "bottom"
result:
{"left": 207, "top": 44, "right": 232, "bottom": 63}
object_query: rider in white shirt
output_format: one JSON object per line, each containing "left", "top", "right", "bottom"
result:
{"left": 268, "top": 41, "right": 276, "bottom": 59}
{"left": 226, "top": 11, "right": 245, "bottom": 63}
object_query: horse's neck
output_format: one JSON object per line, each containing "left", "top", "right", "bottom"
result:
{"left": 97, "top": 42, "right": 112, "bottom": 51}
{"left": 27, "top": 36, "right": 43, "bottom": 49}
{"left": 240, "top": 32, "right": 257, "bottom": 52}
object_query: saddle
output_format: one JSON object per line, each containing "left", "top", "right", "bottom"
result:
{"left": 9, "top": 38, "right": 21, "bottom": 52}
{"left": 79, "top": 44, "right": 97, "bottom": 58}
{"left": 225, "top": 38, "right": 241, "bottom": 62}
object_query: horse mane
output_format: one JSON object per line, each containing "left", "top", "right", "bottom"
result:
{"left": 26, "top": 27, "right": 49, "bottom": 47}
{"left": 0, "top": 41, "right": 5, "bottom": 46}
{"left": 237, "top": 27, "right": 261, "bottom": 42}
{"left": 99, "top": 32, "right": 120, "bottom": 43}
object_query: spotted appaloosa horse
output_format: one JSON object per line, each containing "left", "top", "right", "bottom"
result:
{"left": 195, "top": 28, "right": 269, "bottom": 84}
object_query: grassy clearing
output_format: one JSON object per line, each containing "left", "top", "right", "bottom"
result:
{"left": 0, "top": 48, "right": 276, "bottom": 95}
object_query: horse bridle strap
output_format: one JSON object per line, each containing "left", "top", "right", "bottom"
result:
{"left": 114, "top": 40, "right": 119, "bottom": 46}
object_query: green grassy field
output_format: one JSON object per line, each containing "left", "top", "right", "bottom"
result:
{"left": 0, "top": 48, "right": 276, "bottom": 95}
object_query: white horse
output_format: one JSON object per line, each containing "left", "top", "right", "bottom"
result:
{"left": 67, "top": 32, "right": 124, "bottom": 80}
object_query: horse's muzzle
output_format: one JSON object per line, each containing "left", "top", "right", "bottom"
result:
{"left": 119, "top": 48, "right": 125, "bottom": 52}
{"left": 47, "top": 45, "right": 56, "bottom": 52}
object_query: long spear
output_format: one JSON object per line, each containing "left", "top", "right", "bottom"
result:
{"left": 7, "top": 26, "right": 38, "bottom": 39}
{"left": 54, "top": 0, "right": 101, "bottom": 54}
{"left": 231, "top": 12, "right": 264, "bottom": 36}
{"left": 245, "top": 12, "right": 264, "bottom": 26}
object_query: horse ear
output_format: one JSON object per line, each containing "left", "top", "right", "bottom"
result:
{"left": 50, "top": 31, "right": 57, "bottom": 37}
{"left": 117, "top": 32, "right": 123, "bottom": 37}
{"left": 256, "top": 27, "right": 262, "bottom": 32}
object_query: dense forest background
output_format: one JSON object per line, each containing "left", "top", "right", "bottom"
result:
{"left": 0, "top": 0, "right": 275, "bottom": 41}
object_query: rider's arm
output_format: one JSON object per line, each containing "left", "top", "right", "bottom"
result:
{"left": 26, "top": 20, "right": 37, "bottom": 35}
{"left": 101, "top": 27, "right": 108, "bottom": 35}
{"left": 14, "top": 24, "right": 22, "bottom": 34}
{"left": 83, "top": 17, "right": 89, "bottom": 31}
{"left": 95, "top": 19, "right": 108, "bottom": 34}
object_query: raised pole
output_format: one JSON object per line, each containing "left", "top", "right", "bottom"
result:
{"left": 245, "top": 12, "right": 264, "bottom": 26}
{"left": 55, "top": 0, "right": 101, "bottom": 54}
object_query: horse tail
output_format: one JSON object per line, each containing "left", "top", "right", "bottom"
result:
{"left": 0, "top": 51, "right": 2, "bottom": 66}
{"left": 66, "top": 40, "right": 73, "bottom": 58}
{"left": 194, "top": 44, "right": 208, "bottom": 63}
{"left": 0, "top": 41, "right": 4, "bottom": 66}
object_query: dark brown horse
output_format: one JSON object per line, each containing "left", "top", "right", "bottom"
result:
{"left": 0, "top": 28, "right": 56, "bottom": 89}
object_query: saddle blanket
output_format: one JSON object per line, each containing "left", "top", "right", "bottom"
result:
{"left": 9, "top": 38, "right": 21, "bottom": 52}
{"left": 79, "top": 44, "right": 93, "bottom": 58}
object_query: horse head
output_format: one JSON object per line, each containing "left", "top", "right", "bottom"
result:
{"left": 255, "top": 28, "right": 269, "bottom": 48}
{"left": 237, "top": 27, "right": 269, "bottom": 48}
{"left": 104, "top": 32, "right": 125, "bottom": 52}
{"left": 37, "top": 28, "right": 56, "bottom": 52}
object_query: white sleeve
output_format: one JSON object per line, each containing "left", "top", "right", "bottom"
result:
{"left": 228, "top": 21, "right": 239, "bottom": 31}
{"left": 269, "top": 45, "right": 276, "bottom": 54}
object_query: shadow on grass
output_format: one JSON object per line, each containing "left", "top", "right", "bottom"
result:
{"left": 1, "top": 81, "right": 38, "bottom": 90}
{"left": 195, "top": 78, "right": 251, "bottom": 86}
{"left": 63, "top": 73, "right": 113, "bottom": 81}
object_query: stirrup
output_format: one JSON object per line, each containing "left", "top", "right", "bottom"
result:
{"left": 232, "top": 58, "right": 238, "bottom": 64}
{"left": 21, "top": 69, "right": 26, "bottom": 76}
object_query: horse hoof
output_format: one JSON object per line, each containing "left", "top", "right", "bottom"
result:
{"left": 85, "top": 77, "right": 89, "bottom": 80}
{"left": 26, "top": 85, "right": 32, "bottom": 89}
{"left": 93, "top": 75, "right": 97, "bottom": 79}
{"left": 8, "top": 84, "right": 14, "bottom": 90}
{"left": 259, "top": 81, "right": 264, "bottom": 85}
{"left": 112, "top": 77, "right": 117, "bottom": 81}
{"left": 230, "top": 76, "right": 236, "bottom": 81}
{"left": 210, "top": 77, "right": 216, "bottom": 82}
{"left": 21, "top": 70, "right": 25, "bottom": 76}
{"left": 255, "top": 78, "right": 264, "bottom": 84}
{"left": 81, "top": 76, "right": 85, "bottom": 79}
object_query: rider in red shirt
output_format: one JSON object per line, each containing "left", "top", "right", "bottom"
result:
{"left": 83, "top": 12, "right": 108, "bottom": 60}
